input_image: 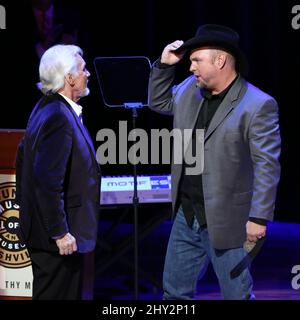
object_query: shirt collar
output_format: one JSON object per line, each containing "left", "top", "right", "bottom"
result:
{"left": 202, "top": 75, "right": 238, "bottom": 100}
{"left": 58, "top": 93, "right": 82, "bottom": 119}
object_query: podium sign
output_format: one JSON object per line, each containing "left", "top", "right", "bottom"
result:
{"left": 0, "top": 130, "right": 33, "bottom": 298}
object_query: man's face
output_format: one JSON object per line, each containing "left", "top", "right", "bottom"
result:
{"left": 189, "top": 48, "right": 218, "bottom": 90}
{"left": 73, "top": 55, "right": 90, "bottom": 99}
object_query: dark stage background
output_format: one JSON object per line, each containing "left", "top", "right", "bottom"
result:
{"left": 0, "top": 0, "right": 300, "bottom": 222}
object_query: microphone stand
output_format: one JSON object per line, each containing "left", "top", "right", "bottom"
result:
{"left": 125, "top": 103, "right": 142, "bottom": 300}
{"left": 93, "top": 55, "right": 151, "bottom": 300}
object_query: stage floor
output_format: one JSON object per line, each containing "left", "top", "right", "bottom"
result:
{"left": 94, "top": 219, "right": 300, "bottom": 300}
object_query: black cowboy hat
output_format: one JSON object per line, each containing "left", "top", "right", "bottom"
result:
{"left": 173, "top": 24, "right": 248, "bottom": 75}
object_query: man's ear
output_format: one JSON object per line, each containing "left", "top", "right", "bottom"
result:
{"left": 65, "top": 73, "right": 75, "bottom": 87}
{"left": 215, "top": 53, "right": 226, "bottom": 69}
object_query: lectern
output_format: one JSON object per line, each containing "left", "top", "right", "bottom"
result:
{"left": 0, "top": 129, "right": 32, "bottom": 299}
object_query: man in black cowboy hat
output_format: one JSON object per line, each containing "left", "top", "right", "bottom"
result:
{"left": 148, "top": 24, "right": 281, "bottom": 299}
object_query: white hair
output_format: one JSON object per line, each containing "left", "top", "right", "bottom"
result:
{"left": 37, "top": 44, "right": 83, "bottom": 94}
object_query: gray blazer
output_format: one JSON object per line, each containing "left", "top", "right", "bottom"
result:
{"left": 148, "top": 64, "right": 281, "bottom": 249}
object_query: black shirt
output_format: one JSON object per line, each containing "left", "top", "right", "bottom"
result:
{"left": 179, "top": 78, "right": 237, "bottom": 228}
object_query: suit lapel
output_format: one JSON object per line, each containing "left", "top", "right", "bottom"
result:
{"left": 188, "top": 88, "right": 205, "bottom": 130}
{"left": 183, "top": 88, "right": 205, "bottom": 155}
{"left": 56, "top": 94, "right": 97, "bottom": 158}
{"left": 69, "top": 106, "right": 97, "bottom": 158}
{"left": 204, "top": 76, "right": 245, "bottom": 142}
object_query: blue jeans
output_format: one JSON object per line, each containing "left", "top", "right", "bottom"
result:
{"left": 163, "top": 207, "right": 254, "bottom": 300}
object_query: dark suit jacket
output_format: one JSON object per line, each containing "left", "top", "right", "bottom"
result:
{"left": 148, "top": 65, "right": 281, "bottom": 249}
{"left": 16, "top": 93, "right": 101, "bottom": 253}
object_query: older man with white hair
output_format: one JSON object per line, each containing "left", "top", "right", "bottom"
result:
{"left": 16, "top": 44, "right": 101, "bottom": 300}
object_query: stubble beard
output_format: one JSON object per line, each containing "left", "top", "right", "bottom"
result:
{"left": 80, "top": 87, "right": 90, "bottom": 97}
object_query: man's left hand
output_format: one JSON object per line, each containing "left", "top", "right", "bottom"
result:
{"left": 246, "top": 221, "right": 266, "bottom": 242}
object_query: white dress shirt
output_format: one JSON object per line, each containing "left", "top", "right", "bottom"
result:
{"left": 58, "top": 93, "right": 83, "bottom": 123}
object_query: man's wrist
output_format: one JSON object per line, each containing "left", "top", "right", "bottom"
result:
{"left": 154, "top": 58, "right": 174, "bottom": 69}
{"left": 52, "top": 233, "right": 66, "bottom": 240}
{"left": 249, "top": 217, "right": 268, "bottom": 226}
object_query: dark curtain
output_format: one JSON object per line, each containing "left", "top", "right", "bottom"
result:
{"left": 0, "top": 0, "right": 299, "bottom": 221}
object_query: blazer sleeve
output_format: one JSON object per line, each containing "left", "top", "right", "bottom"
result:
{"left": 148, "top": 61, "right": 177, "bottom": 115}
{"left": 33, "top": 111, "right": 73, "bottom": 238}
{"left": 248, "top": 98, "right": 281, "bottom": 221}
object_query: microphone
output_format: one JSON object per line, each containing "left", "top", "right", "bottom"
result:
{"left": 243, "top": 239, "right": 258, "bottom": 253}
{"left": 230, "top": 236, "right": 266, "bottom": 279}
